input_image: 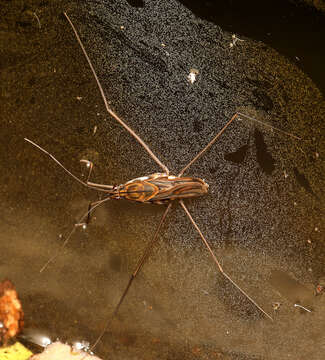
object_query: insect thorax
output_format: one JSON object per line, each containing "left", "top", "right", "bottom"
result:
{"left": 113, "top": 173, "right": 209, "bottom": 204}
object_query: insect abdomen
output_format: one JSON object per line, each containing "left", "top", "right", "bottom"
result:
{"left": 117, "top": 173, "right": 208, "bottom": 204}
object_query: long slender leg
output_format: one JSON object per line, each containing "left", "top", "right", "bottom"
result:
{"left": 236, "top": 112, "right": 301, "bottom": 140}
{"left": 178, "top": 113, "right": 238, "bottom": 176}
{"left": 75, "top": 199, "right": 106, "bottom": 227}
{"left": 178, "top": 112, "right": 302, "bottom": 177}
{"left": 180, "top": 200, "right": 273, "bottom": 321}
{"left": 77, "top": 160, "right": 114, "bottom": 225}
{"left": 90, "top": 202, "right": 172, "bottom": 351}
{"left": 64, "top": 12, "right": 169, "bottom": 175}
{"left": 79, "top": 160, "right": 115, "bottom": 191}
{"left": 40, "top": 196, "right": 112, "bottom": 273}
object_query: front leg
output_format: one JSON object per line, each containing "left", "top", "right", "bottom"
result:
{"left": 75, "top": 198, "right": 106, "bottom": 228}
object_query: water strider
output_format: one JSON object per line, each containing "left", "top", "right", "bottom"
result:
{"left": 25, "top": 12, "right": 303, "bottom": 355}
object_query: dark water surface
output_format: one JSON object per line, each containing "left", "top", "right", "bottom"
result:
{"left": 1, "top": 1, "right": 324, "bottom": 359}
{"left": 180, "top": 0, "right": 325, "bottom": 94}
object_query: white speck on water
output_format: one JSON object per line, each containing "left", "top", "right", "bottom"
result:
{"left": 188, "top": 68, "right": 199, "bottom": 84}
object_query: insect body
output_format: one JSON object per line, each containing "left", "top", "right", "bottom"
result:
{"left": 90, "top": 173, "right": 209, "bottom": 203}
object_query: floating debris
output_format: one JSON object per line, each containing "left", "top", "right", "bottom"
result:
{"left": 229, "top": 34, "right": 244, "bottom": 48}
{"left": 315, "top": 281, "right": 324, "bottom": 296}
{"left": 294, "top": 303, "right": 312, "bottom": 313}
{"left": 0, "top": 279, "right": 24, "bottom": 346}
{"left": 30, "top": 341, "right": 103, "bottom": 359}
{"left": 272, "top": 302, "right": 281, "bottom": 311}
{"left": 0, "top": 341, "right": 32, "bottom": 359}
{"left": 19, "top": 327, "right": 52, "bottom": 348}
{"left": 187, "top": 68, "right": 199, "bottom": 84}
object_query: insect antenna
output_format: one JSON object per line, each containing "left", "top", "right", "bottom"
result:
{"left": 89, "top": 202, "right": 172, "bottom": 352}
{"left": 180, "top": 200, "right": 273, "bottom": 321}
{"left": 24, "top": 138, "right": 113, "bottom": 193}
{"left": 63, "top": 12, "right": 169, "bottom": 175}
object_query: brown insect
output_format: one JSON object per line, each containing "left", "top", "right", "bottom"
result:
{"left": 25, "top": 12, "right": 301, "bottom": 353}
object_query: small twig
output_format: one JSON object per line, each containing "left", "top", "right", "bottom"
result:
{"left": 294, "top": 303, "right": 312, "bottom": 313}
{"left": 33, "top": 12, "right": 41, "bottom": 29}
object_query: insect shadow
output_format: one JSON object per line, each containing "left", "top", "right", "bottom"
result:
{"left": 25, "top": 12, "right": 302, "bottom": 354}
